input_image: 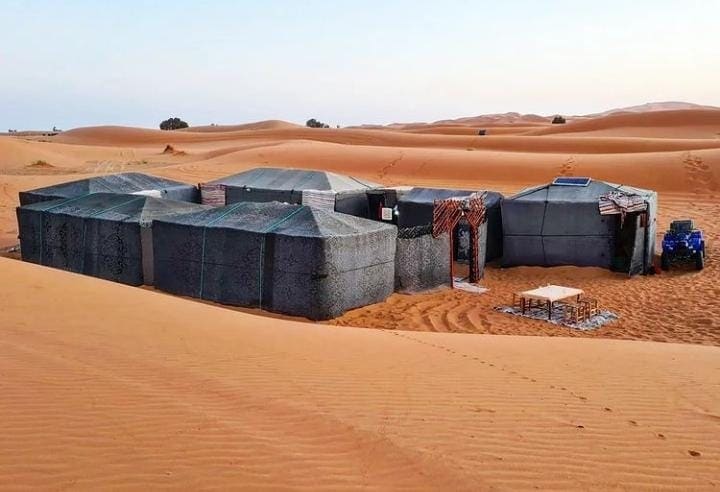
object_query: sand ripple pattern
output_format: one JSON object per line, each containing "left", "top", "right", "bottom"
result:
{"left": 1, "top": 258, "right": 719, "bottom": 489}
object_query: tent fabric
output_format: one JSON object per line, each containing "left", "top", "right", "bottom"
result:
{"left": 396, "top": 187, "right": 504, "bottom": 261}
{"left": 152, "top": 201, "right": 396, "bottom": 320}
{"left": 18, "top": 172, "right": 199, "bottom": 206}
{"left": 201, "top": 167, "right": 379, "bottom": 217}
{"left": 16, "top": 193, "right": 210, "bottom": 286}
{"left": 394, "top": 219, "right": 489, "bottom": 293}
{"left": 501, "top": 179, "right": 657, "bottom": 274}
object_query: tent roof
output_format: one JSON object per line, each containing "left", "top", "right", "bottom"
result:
{"left": 400, "top": 187, "right": 503, "bottom": 207}
{"left": 207, "top": 167, "right": 379, "bottom": 192}
{"left": 510, "top": 179, "right": 656, "bottom": 203}
{"left": 160, "top": 201, "right": 395, "bottom": 238}
{"left": 20, "top": 192, "right": 209, "bottom": 225}
{"left": 23, "top": 172, "right": 194, "bottom": 198}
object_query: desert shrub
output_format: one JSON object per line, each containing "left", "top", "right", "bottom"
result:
{"left": 306, "top": 118, "right": 330, "bottom": 128}
{"left": 160, "top": 117, "right": 189, "bottom": 130}
{"left": 552, "top": 115, "right": 566, "bottom": 124}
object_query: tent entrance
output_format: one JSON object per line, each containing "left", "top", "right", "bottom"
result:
{"left": 612, "top": 213, "right": 645, "bottom": 274}
{"left": 432, "top": 194, "right": 487, "bottom": 287}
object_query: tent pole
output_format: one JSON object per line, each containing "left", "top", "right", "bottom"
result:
{"left": 449, "top": 231, "right": 454, "bottom": 288}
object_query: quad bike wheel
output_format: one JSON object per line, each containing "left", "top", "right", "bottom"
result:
{"left": 695, "top": 251, "right": 704, "bottom": 270}
{"left": 661, "top": 252, "right": 670, "bottom": 271}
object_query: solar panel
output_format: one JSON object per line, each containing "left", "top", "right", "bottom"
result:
{"left": 552, "top": 177, "right": 591, "bottom": 187}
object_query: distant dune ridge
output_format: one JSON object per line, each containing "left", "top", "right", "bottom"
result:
{"left": 2, "top": 100, "right": 720, "bottom": 489}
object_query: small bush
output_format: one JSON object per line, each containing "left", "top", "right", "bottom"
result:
{"left": 552, "top": 115, "right": 566, "bottom": 124}
{"left": 306, "top": 118, "right": 330, "bottom": 128}
{"left": 160, "top": 117, "right": 189, "bottom": 130}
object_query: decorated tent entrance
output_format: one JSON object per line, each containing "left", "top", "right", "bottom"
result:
{"left": 432, "top": 193, "right": 488, "bottom": 287}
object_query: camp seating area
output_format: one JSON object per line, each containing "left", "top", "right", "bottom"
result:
{"left": 513, "top": 285, "right": 601, "bottom": 324}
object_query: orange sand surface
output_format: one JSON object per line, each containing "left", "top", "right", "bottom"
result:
{"left": 2, "top": 108, "right": 720, "bottom": 488}
{"left": 1, "top": 258, "right": 719, "bottom": 489}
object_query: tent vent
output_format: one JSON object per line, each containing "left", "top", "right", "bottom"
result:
{"left": 552, "top": 177, "right": 591, "bottom": 187}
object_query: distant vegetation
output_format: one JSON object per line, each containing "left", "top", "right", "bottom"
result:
{"left": 306, "top": 118, "right": 330, "bottom": 128}
{"left": 552, "top": 115, "right": 567, "bottom": 124}
{"left": 160, "top": 117, "right": 189, "bottom": 130}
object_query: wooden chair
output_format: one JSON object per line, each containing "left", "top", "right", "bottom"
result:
{"left": 579, "top": 297, "right": 600, "bottom": 318}
{"left": 562, "top": 301, "right": 588, "bottom": 324}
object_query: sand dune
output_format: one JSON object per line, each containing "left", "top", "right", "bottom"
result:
{"left": 527, "top": 109, "right": 720, "bottom": 138}
{"left": 3, "top": 107, "right": 720, "bottom": 488}
{"left": 181, "top": 119, "right": 302, "bottom": 132}
{"left": 590, "top": 101, "right": 720, "bottom": 117}
{"left": 1, "top": 257, "right": 718, "bottom": 489}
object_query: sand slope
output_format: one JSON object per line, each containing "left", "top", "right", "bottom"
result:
{"left": 1, "top": 257, "right": 718, "bottom": 490}
{"left": 527, "top": 109, "right": 720, "bottom": 138}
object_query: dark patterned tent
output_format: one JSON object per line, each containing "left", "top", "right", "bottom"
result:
{"left": 17, "top": 193, "right": 209, "bottom": 285}
{"left": 19, "top": 172, "right": 199, "bottom": 205}
{"left": 152, "top": 201, "right": 396, "bottom": 320}
{"left": 200, "top": 167, "right": 378, "bottom": 217}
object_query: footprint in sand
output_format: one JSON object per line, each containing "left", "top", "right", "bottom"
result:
{"left": 559, "top": 157, "right": 576, "bottom": 176}
{"left": 683, "top": 152, "right": 715, "bottom": 193}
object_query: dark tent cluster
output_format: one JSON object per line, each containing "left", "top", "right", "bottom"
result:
{"left": 153, "top": 201, "right": 397, "bottom": 320}
{"left": 502, "top": 179, "right": 657, "bottom": 274}
{"left": 16, "top": 168, "right": 659, "bottom": 321}
{"left": 19, "top": 172, "right": 199, "bottom": 206}
{"left": 200, "top": 167, "right": 378, "bottom": 217}
{"left": 17, "top": 193, "right": 210, "bottom": 286}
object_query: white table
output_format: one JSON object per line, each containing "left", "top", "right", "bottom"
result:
{"left": 519, "top": 285, "right": 585, "bottom": 320}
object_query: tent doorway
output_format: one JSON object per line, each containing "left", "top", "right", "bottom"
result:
{"left": 612, "top": 213, "right": 646, "bottom": 274}
{"left": 432, "top": 194, "right": 487, "bottom": 287}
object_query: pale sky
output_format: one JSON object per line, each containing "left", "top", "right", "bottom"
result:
{"left": 1, "top": 0, "right": 719, "bottom": 130}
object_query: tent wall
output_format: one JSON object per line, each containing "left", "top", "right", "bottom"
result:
{"left": 395, "top": 230, "right": 450, "bottom": 292}
{"left": 152, "top": 205, "right": 397, "bottom": 320}
{"left": 81, "top": 218, "right": 144, "bottom": 285}
{"left": 501, "top": 181, "right": 658, "bottom": 274}
{"left": 17, "top": 208, "right": 146, "bottom": 285}
{"left": 224, "top": 186, "right": 300, "bottom": 205}
{"left": 16, "top": 194, "right": 208, "bottom": 286}
{"left": 334, "top": 190, "right": 371, "bottom": 218}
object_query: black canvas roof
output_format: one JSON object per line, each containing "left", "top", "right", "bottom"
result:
{"left": 22, "top": 172, "right": 194, "bottom": 198}
{"left": 510, "top": 179, "right": 655, "bottom": 203}
{"left": 20, "top": 192, "right": 210, "bottom": 225}
{"left": 206, "top": 167, "right": 378, "bottom": 192}
{"left": 158, "top": 201, "right": 394, "bottom": 238}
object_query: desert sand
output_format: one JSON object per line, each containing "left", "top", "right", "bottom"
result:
{"left": 1, "top": 107, "right": 720, "bottom": 488}
{"left": 1, "top": 258, "right": 719, "bottom": 489}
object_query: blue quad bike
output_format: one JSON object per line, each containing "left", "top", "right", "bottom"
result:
{"left": 661, "top": 220, "right": 705, "bottom": 271}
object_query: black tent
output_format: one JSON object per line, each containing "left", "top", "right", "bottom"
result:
{"left": 501, "top": 178, "right": 657, "bottom": 274}
{"left": 200, "top": 167, "right": 378, "bottom": 217}
{"left": 396, "top": 187, "right": 504, "bottom": 261}
{"left": 16, "top": 193, "right": 210, "bottom": 285}
{"left": 152, "top": 201, "right": 397, "bottom": 320}
{"left": 19, "top": 172, "right": 199, "bottom": 206}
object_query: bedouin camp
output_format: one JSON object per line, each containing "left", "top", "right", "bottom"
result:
{"left": 501, "top": 177, "right": 657, "bottom": 275}
{"left": 16, "top": 193, "right": 210, "bottom": 286}
{"left": 19, "top": 172, "right": 199, "bottom": 206}
{"left": 152, "top": 201, "right": 397, "bottom": 320}
{"left": 199, "top": 167, "right": 378, "bottom": 217}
